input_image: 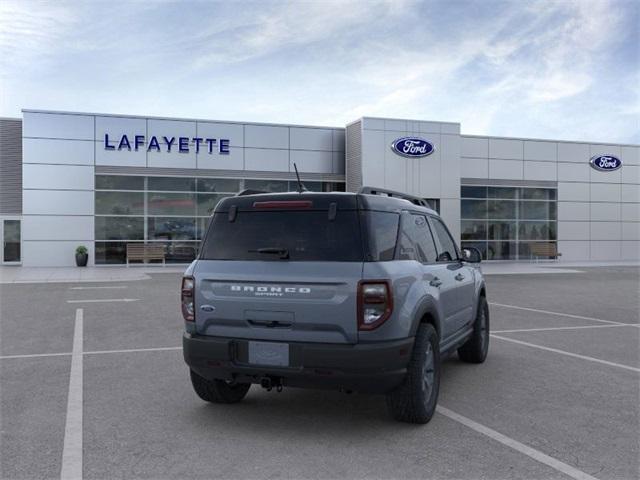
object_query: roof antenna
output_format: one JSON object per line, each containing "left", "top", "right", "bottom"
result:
{"left": 293, "top": 163, "right": 308, "bottom": 193}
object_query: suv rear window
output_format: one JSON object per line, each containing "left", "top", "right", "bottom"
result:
{"left": 200, "top": 210, "right": 363, "bottom": 261}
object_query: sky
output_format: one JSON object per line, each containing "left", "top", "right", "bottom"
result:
{"left": 0, "top": 0, "right": 638, "bottom": 143}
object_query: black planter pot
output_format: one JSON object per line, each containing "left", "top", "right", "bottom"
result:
{"left": 75, "top": 253, "right": 88, "bottom": 267}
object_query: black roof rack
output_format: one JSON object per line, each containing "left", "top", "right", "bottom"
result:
{"left": 236, "top": 189, "right": 268, "bottom": 196}
{"left": 358, "top": 186, "right": 430, "bottom": 208}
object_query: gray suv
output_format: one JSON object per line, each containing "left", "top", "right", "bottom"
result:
{"left": 182, "top": 187, "right": 488, "bottom": 424}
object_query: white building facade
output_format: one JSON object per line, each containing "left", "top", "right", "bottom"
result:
{"left": 0, "top": 109, "right": 637, "bottom": 266}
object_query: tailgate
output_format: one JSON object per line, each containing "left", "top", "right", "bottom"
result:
{"left": 193, "top": 260, "right": 362, "bottom": 344}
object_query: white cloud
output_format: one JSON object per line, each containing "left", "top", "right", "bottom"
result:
{"left": 0, "top": 1, "right": 77, "bottom": 64}
{"left": 191, "top": 0, "right": 411, "bottom": 68}
{"left": 0, "top": 0, "right": 636, "bottom": 143}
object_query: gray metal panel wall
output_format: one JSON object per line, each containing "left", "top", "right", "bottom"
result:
{"left": 0, "top": 118, "right": 22, "bottom": 214}
{"left": 95, "top": 165, "right": 345, "bottom": 182}
{"left": 461, "top": 178, "right": 557, "bottom": 188}
{"left": 345, "top": 121, "right": 362, "bottom": 192}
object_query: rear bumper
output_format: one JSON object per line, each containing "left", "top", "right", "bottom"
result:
{"left": 183, "top": 333, "right": 414, "bottom": 394}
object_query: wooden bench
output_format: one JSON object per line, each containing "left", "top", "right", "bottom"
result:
{"left": 529, "top": 242, "right": 562, "bottom": 261}
{"left": 126, "top": 244, "right": 165, "bottom": 266}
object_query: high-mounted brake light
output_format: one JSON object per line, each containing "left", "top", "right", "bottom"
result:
{"left": 357, "top": 280, "right": 393, "bottom": 330}
{"left": 253, "top": 200, "right": 313, "bottom": 209}
{"left": 181, "top": 276, "right": 195, "bottom": 322}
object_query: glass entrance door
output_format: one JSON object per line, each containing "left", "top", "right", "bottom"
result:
{"left": 2, "top": 219, "right": 21, "bottom": 264}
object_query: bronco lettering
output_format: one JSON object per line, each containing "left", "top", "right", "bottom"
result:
{"left": 230, "top": 285, "right": 311, "bottom": 294}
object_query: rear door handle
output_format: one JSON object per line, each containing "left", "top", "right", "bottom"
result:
{"left": 429, "top": 277, "right": 442, "bottom": 287}
{"left": 455, "top": 273, "right": 465, "bottom": 281}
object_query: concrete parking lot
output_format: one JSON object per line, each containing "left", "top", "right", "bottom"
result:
{"left": 1, "top": 266, "right": 638, "bottom": 480}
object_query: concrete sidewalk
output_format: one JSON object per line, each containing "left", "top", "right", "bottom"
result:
{"left": 480, "top": 260, "right": 640, "bottom": 275}
{"left": 2, "top": 261, "right": 638, "bottom": 284}
{"left": 0, "top": 265, "right": 187, "bottom": 284}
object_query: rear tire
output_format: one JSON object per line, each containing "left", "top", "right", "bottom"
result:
{"left": 190, "top": 370, "right": 251, "bottom": 404}
{"left": 386, "top": 323, "right": 440, "bottom": 424}
{"left": 457, "top": 295, "right": 490, "bottom": 363}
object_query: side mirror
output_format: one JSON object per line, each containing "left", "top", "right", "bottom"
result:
{"left": 462, "top": 247, "right": 482, "bottom": 263}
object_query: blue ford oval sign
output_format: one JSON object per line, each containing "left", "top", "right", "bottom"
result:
{"left": 391, "top": 137, "right": 434, "bottom": 158}
{"left": 590, "top": 155, "right": 622, "bottom": 172}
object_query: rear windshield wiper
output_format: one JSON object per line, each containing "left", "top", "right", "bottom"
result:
{"left": 248, "top": 247, "right": 290, "bottom": 259}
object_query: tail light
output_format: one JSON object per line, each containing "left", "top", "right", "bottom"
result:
{"left": 358, "top": 280, "right": 393, "bottom": 330}
{"left": 181, "top": 276, "right": 195, "bottom": 322}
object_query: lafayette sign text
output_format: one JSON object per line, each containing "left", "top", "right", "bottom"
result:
{"left": 104, "top": 134, "right": 230, "bottom": 154}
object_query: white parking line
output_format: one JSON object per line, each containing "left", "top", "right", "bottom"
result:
{"left": 60, "top": 308, "right": 83, "bottom": 480}
{"left": 492, "top": 324, "right": 639, "bottom": 334}
{"left": 491, "top": 334, "right": 640, "bottom": 373}
{"left": 0, "top": 351, "right": 72, "bottom": 360}
{"left": 66, "top": 298, "right": 139, "bottom": 304}
{"left": 84, "top": 346, "right": 181, "bottom": 355}
{"left": 69, "top": 286, "right": 127, "bottom": 290}
{"left": 437, "top": 406, "right": 600, "bottom": 480}
{"left": 0, "top": 346, "right": 182, "bottom": 360}
{"left": 489, "top": 302, "right": 626, "bottom": 326}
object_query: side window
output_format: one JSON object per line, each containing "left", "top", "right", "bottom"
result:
{"left": 397, "top": 213, "right": 438, "bottom": 263}
{"left": 365, "top": 211, "right": 400, "bottom": 261}
{"left": 430, "top": 217, "right": 458, "bottom": 262}
{"left": 417, "top": 217, "right": 438, "bottom": 263}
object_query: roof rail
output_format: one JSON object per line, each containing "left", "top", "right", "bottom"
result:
{"left": 236, "top": 189, "right": 268, "bottom": 196}
{"left": 358, "top": 186, "right": 430, "bottom": 207}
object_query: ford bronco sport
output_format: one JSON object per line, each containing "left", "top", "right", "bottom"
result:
{"left": 182, "top": 187, "right": 488, "bottom": 424}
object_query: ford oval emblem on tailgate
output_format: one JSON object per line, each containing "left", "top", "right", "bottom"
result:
{"left": 391, "top": 137, "right": 435, "bottom": 158}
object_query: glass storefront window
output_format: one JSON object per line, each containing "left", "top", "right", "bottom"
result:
{"left": 461, "top": 186, "right": 487, "bottom": 198}
{"left": 95, "top": 241, "right": 198, "bottom": 264}
{"left": 461, "top": 199, "right": 487, "bottom": 219}
{"left": 488, "top": 187, "right": 516, "bottom": 199}
{"left": 95, "top": 241, "right": 129, "bottom": 264}
{"left": 487, "top": 241, "right": 517, "bottom": 260}
{"left": 518, "top": 241, "right": 559, "bottom": 259}
{"left": 94, "top": 175, "right": 346, "bottom": 264}
{"left": 147, "top": 217, "right": 196, "bottom": 241}
{"left": 521, "top": 188, "right": 556, "bottom": 200}
{"left": 245, "top": 179, "right": 289, "bottom": 192}
{"left": 461, "top": 220, "right": 486, "bottom": 240}
{"left": 196, "top": 217, "right": 211, "bottom": 240}
{"left": 95, "top": 216, "right": 144, "bottom": 240}
{"left": 154, "top": 241, "right": 199, "bottom": 263}
{"left": 520, "top": 201, "right": 556, "bottom": 220}
{"left": 197, "top": 178, "right": 240, "bottom": 193}
{"left": 95, "top": 191, "right": 144, "bottom": 215}
{"left": 488, "top": 221, "right": 516, "bottom": 240}
{"left": 147, "top": 192, "right": 196, "bottom": 216}
{"left": 487, "top": 200, "right": 516, "bottom": 219}
{"left": 148, "top": 176, "right": 195, "bottom": 192}
{"left": 518, "top": 221, "right": 557, "bottom": 240}
{"left": 196, "top": 194, "right": 229, "bottom": 216}
{"left": 95, "top": 175, "right": 145, "bottom": 190}
{"left": 460, "top": 185, "right": 557, "bottom": 260}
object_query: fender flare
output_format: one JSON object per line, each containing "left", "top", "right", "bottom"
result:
{"left": 476, "top": 279, "right": 487, "bottom": 310}
{"left": 409, "top": 296, "right": 442, "bottom": 338}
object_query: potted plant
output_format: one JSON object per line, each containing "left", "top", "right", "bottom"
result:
{"left": 75, "top": 245, "right": 88, "bottom": 267}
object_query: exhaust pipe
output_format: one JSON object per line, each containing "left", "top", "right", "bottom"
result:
{"left": 260, "top": 376, "right": 283, "bottom": 392}
{"left": 260, "top": 377, "right": 272, "bottom": 391}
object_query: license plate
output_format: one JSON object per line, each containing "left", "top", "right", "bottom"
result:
{"left": 248, "top": 341, "right": 289, "bottom": 367}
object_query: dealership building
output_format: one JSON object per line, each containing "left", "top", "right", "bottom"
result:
{"left": 0, "top": 109, "right": 638, "bottom": 266}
